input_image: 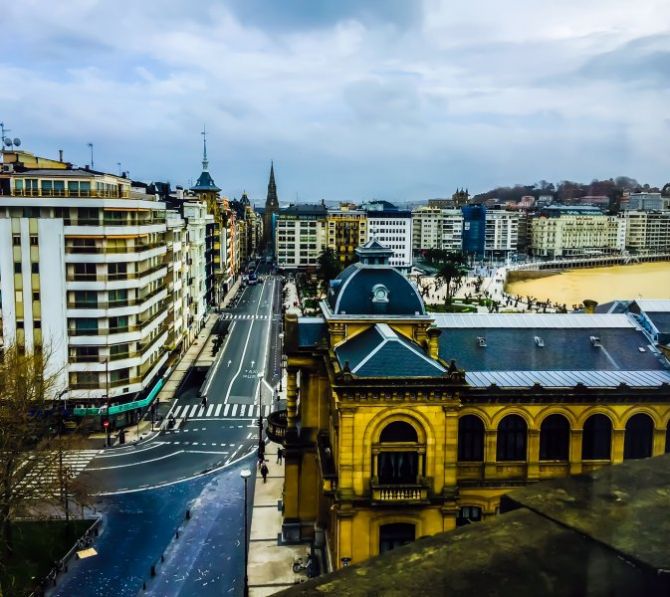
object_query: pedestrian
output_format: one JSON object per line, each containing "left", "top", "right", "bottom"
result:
{"left": 260, "top": 462, "right": 269, "bottom": 483}
{"left": 277, "top": 447, "right": 284, "bottom": 464}
{"left": 201, "top": 395, "right": 207, "bottom": 408}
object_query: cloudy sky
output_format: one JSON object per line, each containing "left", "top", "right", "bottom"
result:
{"left": 1, "top": 0, "right": 668, "bottom": 203}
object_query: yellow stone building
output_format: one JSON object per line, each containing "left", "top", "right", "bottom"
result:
{"left": 269, "top": 240, "right": 670, "bottom": 569}
{"left": 326, "top": 206, "right": 367, "bottom": 267}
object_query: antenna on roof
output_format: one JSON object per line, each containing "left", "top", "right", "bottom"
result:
{"left": 87, "top": 142, "right": 94, "bottom": 169}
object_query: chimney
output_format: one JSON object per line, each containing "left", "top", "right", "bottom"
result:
{"left": 58, "top": 149, "right": 63, "bottom": 162}
{"left": 583, "top": 299, "right": 598, "bottom": 314}
{"left": 426, "top": 326, "right": 441, "bottom": 360}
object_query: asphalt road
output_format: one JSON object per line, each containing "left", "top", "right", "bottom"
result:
{"left": 79, "top": 272, "right": 278, "bottom": 495}
{"left": 53, "top": 270, "right": 280, "bottom": 596}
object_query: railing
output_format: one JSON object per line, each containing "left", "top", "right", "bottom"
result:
{"left": 370, "top": 480, "right": 429, "bottom": 503}
{"left": 13, "top": 189, "right": 132, "bottom": 199}
{"left": 66, "top": 264, "right": 167, "bottom": 282}
{"left": 266, "top": 409, "right": 287, "bottom": 443}
{"left": 65, "top": 241, "right": 164, "bottom": 254}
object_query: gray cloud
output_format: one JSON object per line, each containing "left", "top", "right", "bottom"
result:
{"left": 0, "top": 0, "right": 668, "bottom": 202}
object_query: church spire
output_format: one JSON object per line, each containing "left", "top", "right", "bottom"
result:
{"left": 190, "top": 125, "right": 221, "bottom": 193}
{"left": 266, "top": 160, "right": 278, "bottom": 209}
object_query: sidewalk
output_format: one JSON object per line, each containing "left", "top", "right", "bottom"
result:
{"left": 248, "top": 442, "right": 307, "bottom": 596}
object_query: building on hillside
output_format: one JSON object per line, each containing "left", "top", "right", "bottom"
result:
{"left": 362, "top": 200, "right": 412, "bottom": 272}
{"left": 530, "top": 205, "right": 625, "bottom": 258}
{"left": 462, "top": 204, "right": 486, "bottom": 257}
{"left": 627, "top": 192, "right": 666, "bottom": 211}
{"left": 411, "top": 206, "right": 463, "bottom": 253}
{"left": 268, "top": 239, "right": 670, "bottom": 569}
{"left": 275, "top": 204, "right": 328, "bottom": 270}
{"left": 263, "top": 162, "right": 279, "bottom": 253}
{"left": 621, "top": 210, "right": 670, "bottom": 254}
{"left": 484, "top": 209, "right": 519, "bottom": 259}
{"left": 0, "top": 153, "right": 169, "bottom": 415}
{"left": 326, "top": 206, "right": 368, "bottom": 267}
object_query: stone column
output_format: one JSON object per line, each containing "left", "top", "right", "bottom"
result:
{"left": 569, "top": 428, "right": 583, "bottom": 475}
{"left": 286, "top": 367, "right": 298, "bottom": 430}
{"left": 484, "top": 429, "right": 497, "bottom": 479}
{"left": 526, "top": 429, "right": 540, "bottom": 480}
{"left": 611, "top": 428, "right": 625, "bottom": 464}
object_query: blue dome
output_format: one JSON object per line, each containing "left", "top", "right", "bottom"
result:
{"left": 328, "top": 264, "right": 425, "bottom": 316}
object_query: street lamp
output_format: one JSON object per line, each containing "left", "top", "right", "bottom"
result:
{"left": 240, "top": 468, "right": 252, "bottom": 597}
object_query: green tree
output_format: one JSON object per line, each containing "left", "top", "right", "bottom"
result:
{"left": 436, "top": 252, "right": 468, "bottom": 305}
{"left": 317, "top": 248, "right": 342, "bottom": 293}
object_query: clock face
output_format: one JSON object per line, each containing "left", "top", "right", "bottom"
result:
{"left": 375, "top": 288, "right": 386, "bottom": 300}
{"left": 372, "top": 284, "right": 389, "bottom": 302}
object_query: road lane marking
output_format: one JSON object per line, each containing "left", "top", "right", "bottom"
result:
{"left": 172, "top": 405, "right": 183, "bottom": 417}
{"left": 224, "top": 404, "right": 230, "bottom": 416}
{"left": 224, "top": 278, "right": 268, "bottom": 404}
{"left": 214, "top": 404, "right": 222, "bottom": 416}
{"left": 231, "top": 404, "right": 238, "bottom": 416}
{"left": 201, "top": 320, "right": 238, "bottom": 397}
{"left": 189, "top": 404, "right": 199, "bottom": 417}
{"left": 96, "top": 442, "right": 163, "bottom": 459}
{"left": 206, "top": 404, "right": 214, "bottom": 416}
{"left": 87, "top": 451, "right": 184, "bottom": 470}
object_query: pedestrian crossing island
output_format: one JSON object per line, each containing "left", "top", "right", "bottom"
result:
{"left": 171, "top": 403, "right": 272, "bottom": 419}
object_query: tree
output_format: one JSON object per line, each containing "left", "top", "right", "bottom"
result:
{"left": 317, "top": 248, "right": 342, "bottom": 293}
{"left": 436, "top": 252, "right": 468, "bottom": 305}
{"left": 0, "top": 345, "right": 89, "bottom": 563}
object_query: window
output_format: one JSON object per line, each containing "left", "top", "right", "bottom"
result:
{"left": 624, "top": 413, "right": 654, "bottom": 460}
{"left": 34, "top": 320, "right": 41, "bottom": 329}
{"left": 14, "top": 262, "right": 21, "bottom": 274}
{"left": 379, "top": 523, "right": 415, "bottom": 554}
{"left": 458, "top": 415, "right": 484, "bottom": 461}
{"left": 539, "top": 414, "right": 570, "bottom": 461}
{"left": 582, "top": 414, "right": 612, "bottom": 460}
{"left": 496, "top": 415, "right": 527, "bottom": 461}
{"left": 74, "top": 346, "right": 98, "bottom": 362}
{"left": 110, "top": 343, "right": 130, "bottom": 360}
{"left": 108, "top": 263, "right": 127, "bottom": 279}
{"left": 375, "top": 421, "right": 422, "bottom": 485}
{"left": 73, "top": 318, "right": 98, "bottom": 335}
{"left": 73, "top": 263, "right": 96, "bottom": 280}
{"left": 32, "top": 291, "right": 40, "bottom": 302}
{"left": 16, "top": 320, "right": 24, "bottom": 329}
{"left": 12, "top": 235, "right": 20, "bottom": 246}
{"left": 456, "top": 506, "right": 482, "bottom": 527}
{"left": 74, "top": 290, "right": 98, "bottom": 307}
{"left": 29, "top": 235, "right": 38, "bottom": 246}
{"left": 109, "top": 316, "right": 129, "bottom": 332}
{"left": 110, "top": 368, "right": 130, "bottom": 383}
{"left": 31, "top": 262, "right": 39, "bottom": 274}
{"left": 108, "top": 289, "right": 128, "bottom": 306}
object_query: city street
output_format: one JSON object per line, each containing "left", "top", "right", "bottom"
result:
{"left": 53, "top": 271, "right": 281, "bottom": 596}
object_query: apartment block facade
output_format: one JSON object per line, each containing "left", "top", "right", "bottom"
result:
{"left": 275, "top": 204, "right": 328, "bottom": 270}
{"left": 622, "top": 210, "right": 670, "bottom": 254}
{"left": 411, "top": 206, "right": 463, "bottom": 252}
{"left": 0, "top": 157, "right": 169, "bottom": 405}
{"left": 326, "top": 207, "right": 368, "bottom": 267}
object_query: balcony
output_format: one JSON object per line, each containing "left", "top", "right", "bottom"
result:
{"left": 265, "top": 409, "right": 287, "bottom": 444}
{"left": 370, "top": 479, "right": 430, "bottom": 504}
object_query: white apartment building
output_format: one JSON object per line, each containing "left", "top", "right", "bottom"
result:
{"left": 0, "top": 161, "right": 169, "bottom": 405}
{"left": 485, "top": 210, "right": 519, "bottom": 257}
{"left": 626, "top": 192, "right": 667, "bottom": 211}
{"left": 165, "top": 210, "right": 190, "bottom": 356}
{"left": 275, "top": 204, "right": 328, "bottom": 269}
{"left": 411, "top": 206, "right": 463, "bottom": 252}
{"left": 622, "top": 210, "right": 670, "bottom": 254}
{"left": 182, "top": 202, "right": 209, "bottom": 333}
{"left": 530, "top": 206, "right": 625, "bottom": 258}
{"left": 363, "top": 201, "right": 413, "bottom": 272}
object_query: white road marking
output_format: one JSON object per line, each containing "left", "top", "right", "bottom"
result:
{"left": 214, "top": 404, "right": 222, "bottom": 417}
{"left": 206, "top": 404, "right": 214, "bottom": 417}
{"left": 87, "top": 451, "right": 183, "bottom": 471}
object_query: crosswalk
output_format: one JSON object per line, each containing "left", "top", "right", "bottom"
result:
{"left": 17, "top": 450, "right": 101, "bottom": 492}
{"left": 171, "top": 403, "right": 272, "bottom": 419}
{"left": 220, "top": 314, "right": 270, "bottom": 320}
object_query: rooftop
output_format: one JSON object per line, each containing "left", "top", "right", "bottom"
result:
{"left": 280, "top": 454, "right": 670, "bottom": 596}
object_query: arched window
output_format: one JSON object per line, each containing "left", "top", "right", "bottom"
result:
{"left": 379, "top": 421, "right": 418, "bottom": 443}
{"left": 374, "top": 420, "right": 424, "bottom": 485}
{"left": 496, "top": 415, "right": 527, "bottom": 461}
{"left": 624, "top": 413, "right": 654, "bottom": 460}
{"left": 379, "top": 523, "right": 415, "bottom": 554}
{"left": 458, "top": 415, "right": 484, "bottom": 461}
{"left": 540, "top": 414, "right": 570, "bottom": 461}
{"left": 582, "top": 414, "right": 612, "bottom": 460}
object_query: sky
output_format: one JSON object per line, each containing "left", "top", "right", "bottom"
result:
{"left": 1, "top": 0, "right": 669, "bottom": 203}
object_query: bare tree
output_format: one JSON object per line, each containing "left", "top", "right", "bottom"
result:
{"left": 0, "top": 344, "right": 90, "bottom": 563}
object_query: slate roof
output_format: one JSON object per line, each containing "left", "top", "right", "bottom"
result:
{"left": 190, "top": 170, "right": 221, "bottom": 192}
{"left": 297, "top": 317, "right": 327, "bottom": 348}
{"left": 328, "top": 265, "right": 425, "bottom": 316}
{"left": 435, "top": 312, "right": 670, "bottom": 388}
{"left": 335, "top": 323, "right": 446, "bottom": 377}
